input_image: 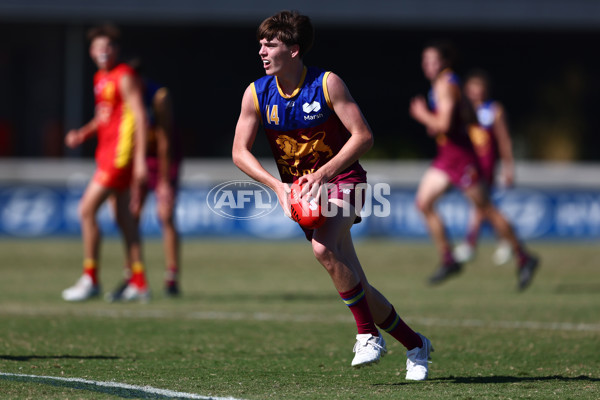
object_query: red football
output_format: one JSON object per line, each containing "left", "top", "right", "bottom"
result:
{"left": 289, "top": 183, "right": 325, "bottom": 230}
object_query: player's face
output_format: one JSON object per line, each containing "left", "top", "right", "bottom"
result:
{"left": 258, "top": 38, "right": 296, "bottom": 76}
{"left": 421, "top": 47, "right": 444, "bottom": 81}
{"left": 464, "top": 77, "right": 487, "bottom": 104}
{"left": 90, "top": 36, "right": 117, "bottom": 70}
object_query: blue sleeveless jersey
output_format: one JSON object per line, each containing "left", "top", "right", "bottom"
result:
{"left": 476, "top": 100, "right": 496, "bottom": 129}
{"left": 427, "top": 71, "right": 461, "bottom": 111}
{"left": 251, "top": 66, "right": 366, "bottom": 184}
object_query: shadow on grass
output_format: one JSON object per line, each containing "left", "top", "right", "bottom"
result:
{"left": 375, "top": 375, "right": 600, "bottom": 386}
{"left": 0, "top": 372, "right": 188, "bottom": 399}
{"left": 0, "top": 355, "right": 120, "bottom": 361}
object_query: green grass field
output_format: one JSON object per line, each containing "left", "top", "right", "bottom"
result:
{"left": 0, "top": 238, "right": 598, "bottom": 399}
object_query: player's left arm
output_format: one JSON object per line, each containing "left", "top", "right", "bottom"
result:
{"left": 153, "top": 88, "right": 175, "bottom": 205}
{"left": 297, "top": 73, "right": 373, "bottom": 194}
{"left": 492, "top": 102, "right": 515, "bottom": 186}
{"left": 120, "top": 73, "right": 149, "bottom": 211}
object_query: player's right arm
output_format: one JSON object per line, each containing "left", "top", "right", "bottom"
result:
{"left": 232, "top": 84, "right": 291, "bottom": 217}
{"left": 65, "top": 118, "right": 98, "bottom": 148}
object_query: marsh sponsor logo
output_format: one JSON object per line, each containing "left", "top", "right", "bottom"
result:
{"left": 302, "top": 101, "right": 324, "bottom": 121}
{"left": 206, "top": 181, "right": 278, "bottom": 220}
{"left": 302, "top": 101, "right": 321, "bottom": 113}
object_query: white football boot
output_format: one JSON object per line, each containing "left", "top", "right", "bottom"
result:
{"left": 406, "top": 333, "right": 433, "bottom": 381}
{"left": 62, "top": 274, "right": 100, "bottom": 302}
{"left": 121, "top": 282, "right": 151, "bottom": 303}
{"left": 492, "top": 240, "right": 513, "bottom": 266}
{"left": 351, "top": 333, "right": 387, "bottom": 368}
{"left": 453, "top": 241, "right": 475, "bottom": 263}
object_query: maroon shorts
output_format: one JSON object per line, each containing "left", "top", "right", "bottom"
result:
{"left": 301, "top": 181, "right": 366, "bottom": 241}
{"left": 432, "top": 155, "right": 480, "bottom": 190}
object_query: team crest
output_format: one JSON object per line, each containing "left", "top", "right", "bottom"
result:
{"left": 276, "top": 131, "right": 333, "bottom": 168}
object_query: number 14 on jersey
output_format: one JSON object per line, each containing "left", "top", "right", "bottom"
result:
{"left": 266, "top": 105, "right": 280, "bottom": 125}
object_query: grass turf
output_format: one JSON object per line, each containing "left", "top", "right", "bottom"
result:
{"left": 0, "top": 238, "right": 598, "bottom": 399}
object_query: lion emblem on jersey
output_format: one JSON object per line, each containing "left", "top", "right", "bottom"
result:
{"left": 276, "top": 131, "right": 333, "bottom": 167}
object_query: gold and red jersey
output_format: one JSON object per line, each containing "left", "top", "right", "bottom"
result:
{"left": 93, "top": 63, "right": 137, "bottom": 175}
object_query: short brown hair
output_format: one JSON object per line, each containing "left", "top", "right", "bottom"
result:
{"left": 257, "top": 11, "right": 314, "bottom": 58}
{"left": 465, "top": 68, "right": 492, "bottom": 89}
{"left": 87, "top": 24, "right": 121, "bottom": 44}
{"left": 425, "top": 39, "right": 457, "bottom": 68}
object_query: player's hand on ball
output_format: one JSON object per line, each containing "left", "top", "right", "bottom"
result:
{"left": 289, "top": 182, "right": 325, "bottom": 230}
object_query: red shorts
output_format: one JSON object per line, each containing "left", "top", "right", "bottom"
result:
{"left": 92, "top": 164, "right": 133, "bottom": 191}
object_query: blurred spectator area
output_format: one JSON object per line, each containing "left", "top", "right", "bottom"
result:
{"left": 0, "top": 0, "right": 599, "bottom": 160}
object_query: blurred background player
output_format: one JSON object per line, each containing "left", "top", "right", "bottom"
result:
{"left": 107, "top": 60, "right": 183, "bottom": 300}
{"left": 453, "top": 69, "right": 515, "bottom": 266}
{"left": 233, "top": 11, "right": 433, "bottom": 380}
{"left": 409, "top": 41, "right": 539, "bottom": 290}
{"left": 62, "top": 25, "right": 150, "bottom": 302}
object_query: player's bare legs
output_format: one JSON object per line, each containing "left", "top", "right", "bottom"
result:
{"left": 156, "top": 186, "right": 180, "bottom": 295}
{"left": 80, "top": 182, "right": 112, "bottom": 264}
{"left": 463, "top": 185, "right": 520, "bottom": 252}
{"left": 463, "top": 185, "right": 539, "bottom": 289}
{"left": 454, "top": 206, "right": 485, "bottom": 263}
{"left": 104, "top": 188, "right": 149, "bottom": 302}
{"left": 311, "top": 205, "right": 361, "bottom": 294}
{"left": 113, "top": 190, "right": 143, "bottom": 268}
{"left": 415, "top": 168, "right": 462, "bottom": 284}
{"left": 312, "top": 198, "right": 427, "bottom": 369}
{"left": 62, "top": 181, "right": 111, "bottom": 301}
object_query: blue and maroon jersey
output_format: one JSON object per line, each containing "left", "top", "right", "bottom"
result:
{"left": 469, "top": 100, "right": 499, "bottom": 184}
{"left": 427, "top": 69, "right": 475, "bottom": 155}
{"left": 427, "top": 69, "right": 480, "bottom": 187}
{"left": 250, "top": 66, "right": 366, "bottom": 184}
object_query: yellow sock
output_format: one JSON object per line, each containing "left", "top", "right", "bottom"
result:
{"left": 83, "top": 258, "right": 96, "bottom": 272}
{"left": 83, "top": 258, "right": 98, "bottom": 283}
{"left": 131, "top": 261, "right": 145, "bottom": 274}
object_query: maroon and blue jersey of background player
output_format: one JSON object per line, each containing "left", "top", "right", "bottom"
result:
{"left": 468, "top": 100, "right": 499, "bottom": 184}
{"left": 143, "top": 79, "right": 182, "bottom": 161}
{"left": 250, "top": 66, "right": 366, "bottom": 185}
{"left": 427, "top": 69, "right": 480, "bottom": 188}
{"left": 142, "top": 79, "right": 182, "bottom": 189}
{"left": 426, "top": 70, "right": 474, "bottom": 153}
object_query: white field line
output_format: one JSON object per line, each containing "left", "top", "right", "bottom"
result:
{"left": 1, "top": 305, "right": 599, "bottom": 332}
{"left": 0, "top": 371, "right": 245, "bottom": 400}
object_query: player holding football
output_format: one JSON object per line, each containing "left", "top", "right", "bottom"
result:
{"left": 233, "top": 11, "right": 432, "bottom": 380}
{"left": 106, "top": 62, "right": 183, "bottom": 300}
{"left": 409, "top": 41, "right": 538, "bottom": 290}
{"left": 453, "top": 69, "right": 515, "bottom": 266}
{"left": 62, "top": 25, "right": 150, "bottom": 302}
